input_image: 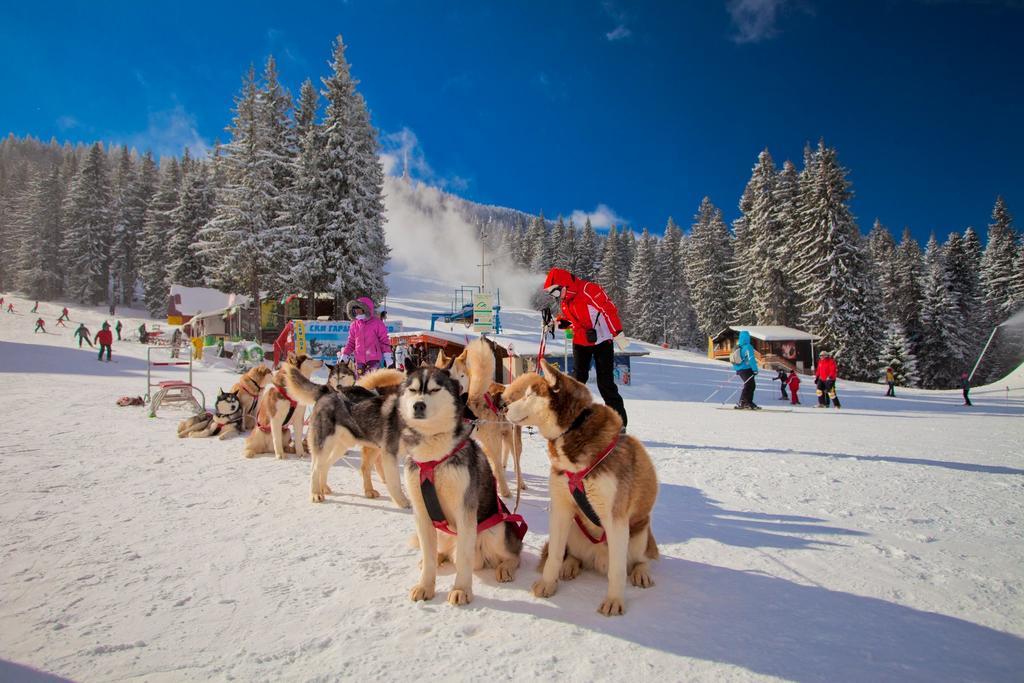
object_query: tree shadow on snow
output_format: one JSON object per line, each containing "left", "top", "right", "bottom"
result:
{"left": 0, "top": 340, "right": 148, "bottom": 376}
{"left": 480, "top": 555, "right": 1024, "bottom": 682}
{"left": 0, "top": 660, "right": 73, "bottom": 683}
{"left": 645, "top": 442, "right": 1024, "bottom": 477}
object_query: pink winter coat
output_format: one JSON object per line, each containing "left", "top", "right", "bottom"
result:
{"left": 342, "top": 297, "right": 391, "bottom": 364}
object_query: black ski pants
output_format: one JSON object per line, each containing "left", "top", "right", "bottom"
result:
{"left": 573, "top": 340, "right": 627, "bottom": 428}
{"left": 736, "top": 369, "right": 756, "bottom": 406}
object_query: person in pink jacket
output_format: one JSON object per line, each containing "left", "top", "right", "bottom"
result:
{"left": 340, "top": 297, "right": 392, "bottom": 375}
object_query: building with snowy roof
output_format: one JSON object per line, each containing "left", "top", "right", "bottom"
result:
{"left": 710, "top": 325, "right": 822, "bottom": 373}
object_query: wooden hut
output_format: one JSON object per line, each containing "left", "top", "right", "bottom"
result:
{"left": 709, "top": 326, "right": 821, "bottom": 373}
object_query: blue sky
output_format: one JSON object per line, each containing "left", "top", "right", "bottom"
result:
{"left": 2, "top": 1, "right": 1022, "bottom": 244}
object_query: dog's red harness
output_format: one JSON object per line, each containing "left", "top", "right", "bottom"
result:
{"left": 256, "top": 386, "right": 298, "bottom": 433}
{"left": 561, "top": 418, "right": 619, "bottom": 545}
{"left": 415, "top": 438, "right": 528, "bottom": 540}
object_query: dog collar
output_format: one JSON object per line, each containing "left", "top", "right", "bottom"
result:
{"left": 554, "top": 407, "right": 592, "bottom": 442}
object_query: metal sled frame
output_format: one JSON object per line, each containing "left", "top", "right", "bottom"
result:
{"left": 145, "top": 346, "right": 205, "bottom": 418}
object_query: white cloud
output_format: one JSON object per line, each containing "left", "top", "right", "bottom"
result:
{"left": 606, "top": 25, "right": 632, "bottom": 41}
{"left": 56, "top": 115, "right": 79, "bottom": 131}
{"left": 122, "top": 106, "right": 210, "bottom": 158}
{"left": 380, "top": 126, "right": 471, "bottom": 191}
{"left": 569, "top": 203, "right": 628, "bottom": 230}
{"left": 727, "top": 0, "right": 784, "bottom": 43}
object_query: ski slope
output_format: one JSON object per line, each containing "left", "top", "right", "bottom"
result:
{"left": 1, "top": 284, "right": 1023, "bottom": 683}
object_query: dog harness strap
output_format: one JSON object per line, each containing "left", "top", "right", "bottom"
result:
{"left": 415, "top": 439, "right": 469, "bottom": 536}
{"left": 276, "top": 386, "right": 298, "bottom": 425}
{"left": 482, "top": 393, "right": 499, "bottom": 416}
{"left": 564, "top": 433, "right": 620, "bottom": 532}
{"left": 574, "top": 514, "right": 607, "bottom": 544}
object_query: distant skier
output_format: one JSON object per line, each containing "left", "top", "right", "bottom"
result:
{"left": 59, "top": 307, "right": 70, "bottom": 322}
{"left": 339, "top": 297, "right": 393, "bottom": 376}
{"left": 961, "top": 372, "right": 972, "bottom": 406}
{"left": 787, "top": 369, "right": 801, "bottom": 405}
{"left": 115, "top": 320, "right": 123, "bottom": 340}
{"left": 31, "top": 301, "right": 39, "bottom": 313}
{"left": 815, "top": 351, "right": 841, "bottom": 409}
{"left": 730, "top": 330, "right": 760, "bottom": 410}
{"left": 74, "top": 323, "right": 93, "bottom": 347}
{"left": 0, "top": 296, "right": 4, "bottom": 308}
{"left": 885, "top": 366, "right": 896, "bottom": 397}
{"left": 55, "top": 317, "right": 67, "bottom": 327}
{"left": 772, "top": 367, "right": 789, "bottom": 400}
{"left": 6, "top": 303, "right": 14, "bottom": 313}
{"left": 95, "top": 322, "right": 113, "bottom": 362}
{"left": 34, "top": 317, "right": 46, "bottom": 333}
{"left": 138, "top": 323, "right": 148, "bottom": 344}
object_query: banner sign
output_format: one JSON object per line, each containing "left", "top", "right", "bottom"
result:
{"left": 294, "top": 319, "right": 403, "bottom": 360}
{"left": 472, "top": 293, "right": 495, "bottom": 333}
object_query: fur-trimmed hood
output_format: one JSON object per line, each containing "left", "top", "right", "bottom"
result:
{"left": 346, "top": 297, "right": 376, "bottom": 320}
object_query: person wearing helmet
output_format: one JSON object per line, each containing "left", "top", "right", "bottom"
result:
{"left": 814, "top": 351, "right": 841, "bottom": 409}
{"left": 542, "top": 267, "right": 629, "bottom": 430}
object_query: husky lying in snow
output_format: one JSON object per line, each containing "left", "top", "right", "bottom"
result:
{"left": 401, "top": 366, "right": 524, "bottom": 605}
{"left": 283, "top": 365, "right": 411, "bottom": 508}
{"left": 503, "top": 359, "right": 659, "bottom": 616}
{"left": 178, "top": 390, "right": 246, "bottom": 439}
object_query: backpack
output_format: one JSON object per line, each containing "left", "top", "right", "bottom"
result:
{"left": 729, "top": 346, "right": 743, "bottom": 365}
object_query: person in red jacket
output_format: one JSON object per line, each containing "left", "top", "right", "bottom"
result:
{"left": 95, "top": 322, "right": 114, "bottom": 362}
{"left": 34, "top": 317, "right": 46, "bottom": 333}
{"left": 814, "top": 351, "right": 841, "bottom": 409}
{"left": 543, "top": 267, "right": 630, "bottom": 430}
{"left": 787, "top": 369, "right": 801, "bottom": 405}
{"left": 59, "top": 307, "right": 70, "bottom": 322}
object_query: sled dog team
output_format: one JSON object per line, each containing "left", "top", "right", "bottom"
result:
{"left": 179, "top": 339, "right": 659, "bottom": 615}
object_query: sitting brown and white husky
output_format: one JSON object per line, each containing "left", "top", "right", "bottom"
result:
{"left": 400, "top": 366, "right": 525, "bottom": 605}
{"left": 243, "top": 354, "right": 322, "bottom": 459}
{"left": 503, "top": 360, "right": 659, "bottom": 616}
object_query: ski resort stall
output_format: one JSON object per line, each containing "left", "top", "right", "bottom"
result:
{"left": 710, "top": 325, "right": 821, "bottom": 372}
{"left": 167, "top": 285, "right": 250, "bottom": 327}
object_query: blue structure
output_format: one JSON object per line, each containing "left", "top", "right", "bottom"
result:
{"left": 430, "top": 286, "right": 502, "bottom": 333}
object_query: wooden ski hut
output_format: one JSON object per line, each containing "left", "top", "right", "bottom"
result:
{"left": 710, "top": 326, "right": 821, "bottom": 373}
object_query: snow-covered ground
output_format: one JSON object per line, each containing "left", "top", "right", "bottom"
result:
{"left": 1, "top": 285, "right": 1023, "bottom": 682}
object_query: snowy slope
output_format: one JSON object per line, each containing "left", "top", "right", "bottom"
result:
{"left": 1, "top": 285, "right": 1023, "bottom": 683}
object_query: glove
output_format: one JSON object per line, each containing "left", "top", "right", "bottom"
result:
{"left": 613, "top": 332, "right": 629, "bottom": 351}
{"left": 557, "top": 318, "right": 571, "bottom": 330}
{"left": 382, "top": 353, "right": 393, "bottom": 367}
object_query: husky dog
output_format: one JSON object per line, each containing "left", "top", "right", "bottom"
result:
{"left": 178, "top": 390, "right": 245, "bottom": 439}
{"left": 243, "top": 354, "right": 323, "bottom": 459}
{"left": 325, "top": 361, "right": 358, "bottom": 391}
{"left": 177, "top": 412, "right": 213, "bottom": 437}
{"left": 448, "top": 339, "right": 524, "bottom": 497}
{"left": 503, "top": 360, "right": 659, "bottom": 616}
{"left": 283, "top": 366, "right": 411, "bottom": 508}
{"left": 402, "top": 366, "right": 524, "bottom": 605}
{"left": 230, "top": 365, "right": 273, "bottom": 430}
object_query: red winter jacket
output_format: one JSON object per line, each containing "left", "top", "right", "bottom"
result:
{"left": 95, "top": 329, "right": 113, "bottom": 346}
{"left": 543, "top": 268, "right": 623, "bottom": 347}
{"left": 815, "top": 357, "right": 837, "bottom": 381}
{"left": 787, "top": 373, "right": 800, "bottom": 391}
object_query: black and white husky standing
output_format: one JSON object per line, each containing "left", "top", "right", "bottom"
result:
{"left": 400, "top": 367, "right": 524, "bottom": 606}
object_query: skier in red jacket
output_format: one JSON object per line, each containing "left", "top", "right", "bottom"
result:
{"left": 787, "top": 369, "right": 801, "bottom": 405}
{"left": 543, "top": 267, "right": 630, "bottom": 430}
{"left": 95, "top": 322, "right": 114, "bottom": 362}
{"left": 34, "top": 317, "right": 46, "bottom": 333}
{"left": 814, "top": 351, "right": 841, "bottom": 409}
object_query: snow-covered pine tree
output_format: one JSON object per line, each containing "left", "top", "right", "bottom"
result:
{"left": 625, "top": 228, "right": 661, "bottom": 341}
{"left": 562, "top": 218, "right": 578, "bottom": 273}
{"left": 791, "top": 141, "right": 879, "bottom": 380}
{"left": 167, "top": 154, "right": 214, "bottom": 287}
{"left": 657, "top": 217, "right": 700, "bottom": 347}
{"left": 111, "top": 151, "right": 156, "bottom": 305}
{"left": 598, "top": 225, "right": 625, "bottom": 310}
{"left": 917, "top": 233, "right": 967, "bottom": 388}
{"left": 684, "top": 197, "right": 734, "bottom": 340}
{"left": 575, "top": 217, "right": 599, "bottom": 280}
{"left": 61, "top": 142, "right": 112, "bottom": 304}
{"left": 944, "top": 229, "right": 986, "bottom": 364}
{"left": 140, "top": 158, "right": 181, "bottom": 315}
{"left": 345, "top": 91, "right": 389, "bottom": 302}
{"left": 981, "top": 196, "right": 1018, "bottom": 323}
{"left": 15, "top": 164, "right": 64, "bottom": 299}
{"left": 774, "top": 159, "right": 802, "bottom": 325}
{"left": 550, "top": 216, "right": 568, "bottom": 270}
{"left": 108, "top": 146, "right": 134, "bottom": 305}
{"left": 867, "top": 219, "right": 899, "bottom": 322}
{"left": 740, "top": 149, "right": 789, "bottom": 325}
{"left": 530, "top": 214, "right": 555, "bottom": 274}
{"left": 891, "top": 227, "right": 926, "bottom": 360}
{"left": 876, "top": 322, "right": 920, "bottom": 387}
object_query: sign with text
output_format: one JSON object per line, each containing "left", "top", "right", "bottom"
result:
{"left": 472, "top": 293, "right": 495, "bottom": 333}
{"left": 294, "top": 319, "right": 403, "bottom": 361}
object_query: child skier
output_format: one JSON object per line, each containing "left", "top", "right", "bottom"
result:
{"left": 6, "top": 303, "right": 14, "bottom": 313}
{"left": 787, "top": 369, "right": 801, "bottom": 405}
{"left": 115, "top": 320, "right": 123, "bottom": 340}
{"left": 59, "top": 307, "right": 70, "bottom": 322}
{"left": 885, "top": 366, "right": 896, "bottom": 397}
{"left": 961, "top": 372, "right": 972, "bottom": 406}
{"left": 55, "top": 317, "right": 67, "bottom": 327}
{"left": 772, "top": 367, "right": 789, "bottom": 400}
{"left": 74, "top": 323, "right": 93, "bottom": 347}
{"left": 31, "top": 301, "right": 39, "bottom": 313}
{"left": 34, "top": 317, "right": 46, "bottom": 333}
{"left": 339, "top": 297, "right": 393, "bottom": 376}
{"left": 95, "top": 322, "right": 113, "bottom": 362}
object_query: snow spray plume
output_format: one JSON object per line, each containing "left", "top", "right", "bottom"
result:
{"left": 382, "top": 176, "right": 542, "bottom": 307}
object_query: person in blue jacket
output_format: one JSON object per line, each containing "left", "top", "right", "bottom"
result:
{"left": 731, "top": 330, "right": 760, "bottom": 410}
